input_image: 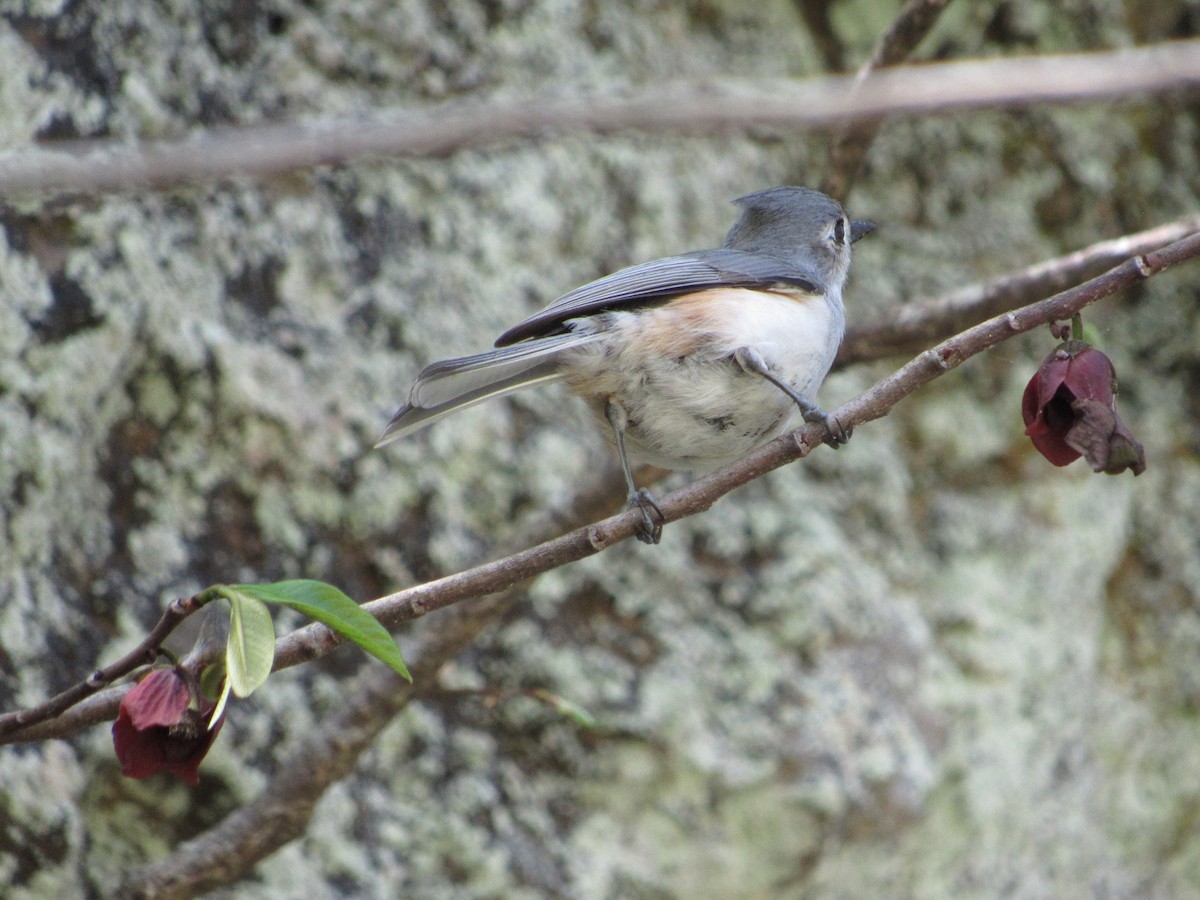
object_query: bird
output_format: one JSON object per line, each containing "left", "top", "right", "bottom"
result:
{"left": 377, "top": 186, "right": 874, "bottom": 544}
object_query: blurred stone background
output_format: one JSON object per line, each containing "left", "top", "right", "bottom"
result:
{"left": 2, "top": 0, "right": 1200, "bottom": 896}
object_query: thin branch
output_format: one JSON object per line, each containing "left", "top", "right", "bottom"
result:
{"left": 0, "top": 593, "right": 209, "bottom": 740}
{"left": 822, "top": 0, "right": 955, "bottom": 200}
{"left": 791, "top": 0, "right": 846, "bottom": 71}
{"left": 0, "top": 685, "right": 131, "bottom": 744}
{"left": 861, "top": 0, "right": 955, "bottom": 68}
{"left": 269, "top": 232, "right": 1200, "bottom": 660}
{"left": 837, "top": 213, "right": 1200, "bottom": 366}
{"left": 0, "top": 460, "right": 632, "bottom": 747}
{"left": 1, "top": 40, "right": 1197, "bottom": 198}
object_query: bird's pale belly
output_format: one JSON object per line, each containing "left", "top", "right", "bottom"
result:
{"left": 557, "top": 286, "right": 840, "bottom": 471}
{"left": 604, "top": 358, "right": 799, "bottom": 471}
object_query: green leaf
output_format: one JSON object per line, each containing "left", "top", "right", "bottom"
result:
{"left": 224, "top": 591, "right": 276, "bottom": 698}
{"left": 231, "top": 579, "right": 411, "bottom": 682}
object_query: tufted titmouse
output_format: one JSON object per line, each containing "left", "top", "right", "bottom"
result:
{"left": 378, "top": 186, "right": 874, "bottom": 543}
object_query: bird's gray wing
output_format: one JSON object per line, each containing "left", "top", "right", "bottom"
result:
{"left": 494, "top": 249, "right": 820, "bottom": 347}
{"left": 376, "top": 331, "right": 596, "bottom": 445}
{"left": 378, "top": 250, "right": 820, "bottom": 444}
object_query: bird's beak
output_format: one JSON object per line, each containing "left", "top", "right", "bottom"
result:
{"left": 850, "top": 220, "right": 876, "bottom": 244}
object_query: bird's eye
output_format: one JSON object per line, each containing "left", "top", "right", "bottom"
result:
{"left": 833, "top": 218, "right": 848, "bottom": 245}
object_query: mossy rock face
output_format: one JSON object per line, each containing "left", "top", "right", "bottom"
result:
{"left": 2, "top": 2, "right": 1198, "bottom": 897}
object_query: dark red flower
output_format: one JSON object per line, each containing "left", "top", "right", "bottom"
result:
{"left": 112, "top": 667, "right": 224, "bottom": 784}
{"left": 1022, "top": 342, "right": 1145, "bottom": 475}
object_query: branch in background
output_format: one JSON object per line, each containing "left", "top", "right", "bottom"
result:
{"left": 3, "top": 222, "right": 1198, "bottom": 747}
{"left": 828, "top": 232, "right": 1200, "bottom": 429}
{"left": 837, "top": 213, "right": 1200, "bottom": 366}
{"left": 791, "top": 0, "right": 846, "bottom": 71}
{"left": 1, "top": 40, "right": 1198, "bottom": 199}
{"left": 821, "top": 0, "right": 956, "bottom": 201}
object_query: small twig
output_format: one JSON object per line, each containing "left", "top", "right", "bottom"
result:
{"left": 791, "top": 0, "right": 846, "bottom": 71}
{"left": 837, "top": 213, "right": 1200, "bottom": 366}
{"left": 821, "top": 0, "right": 955, "bottom": 200}
{"left": 1, "top": 40, "right": 1197, "bottom": 199}
{"left": 0, "top": 592, "right": 210, "bottom": 740}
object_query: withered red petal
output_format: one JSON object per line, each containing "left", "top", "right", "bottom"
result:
{"left": 1064, "top": 398, "right": 1118, "bottom": 470}
{"left": 1021, "top": 376, "right": 1041, "bottom": 427}
{"left": 112, "top": 707, "right": 225, "bottom": 784}
{"left": 1063, "top": 347, "right": 1116, "bottom": 405}
{"left": 1025, "top": 410, "right": 1082, "bottom": 466}
{"left": 121, "top": 668, "right": 191, "bottom": 730}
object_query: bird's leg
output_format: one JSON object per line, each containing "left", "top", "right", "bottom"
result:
{"left": 604, "top": 397, "right": 664, "bottom": 544}
{"left": 733, "top": 347, "right": 851, "bottom": 447}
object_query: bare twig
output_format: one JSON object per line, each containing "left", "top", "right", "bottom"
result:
{"left": 0, "top": 461, "right": 632, "bottom": 747}
{"left": 0, "top": 685, "right": 131, "bottom": 744}
{"left": 861, "top": 0, "right": 955, "bottom": 69}
{"left": 1, "top": 40, "right": 1197, "bottom": 199}
{"left": 791, "top": 0, "right": 846, "bottom": 71}
{"left": 838, "top": 213, "right": 1200, "bottom": 365}
{"left": 228, "top": 231, "right": 1200, "bottom": 654}
{"left": 821, "top": 0, "right": 955, "bottom": 200}
{"left": 0, "top": 592, "right": 210, "bottom": 740}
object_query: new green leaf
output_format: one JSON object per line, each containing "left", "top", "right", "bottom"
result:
{"left": 224, "top": 590, "right": 276, "bottom": 698}
{"left": 231, "top": 579, "right": 410, "bottom": 681}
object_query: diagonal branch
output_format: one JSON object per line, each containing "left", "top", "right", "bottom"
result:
{"left": 1, "top": 40, "right": 1197, "bottom": 199}
{"left": 0, "top": 592, "right": 211, "bottom": 740}
{"left": 270, "top": 231, "right": 1200, "bottom": 663}
{"left": 234, "top": 230, "right": 1200, "bottom": 660}
{"left": 3, "top": 220, "right": 1196, "bottom": 748}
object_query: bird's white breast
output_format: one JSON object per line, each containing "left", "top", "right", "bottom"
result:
{"left": 558, "top": 287, "right": 845, "bottom": 471}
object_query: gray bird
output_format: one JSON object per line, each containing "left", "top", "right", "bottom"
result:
{"left": 378, "top": 186, "right": 874, "bottom": 543}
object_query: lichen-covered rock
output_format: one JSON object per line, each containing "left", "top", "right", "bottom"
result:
{"left": 2, "top": 1, "right": 1199, "bottom": 897}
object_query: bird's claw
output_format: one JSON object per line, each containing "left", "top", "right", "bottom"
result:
{"left": 801, "top": 409, "right": 851, "bottom": 449}
{"left": 628, "top": 488, "right": 664, "bottom": 544}
{"left": 822, "top": 413, "right": 852, "bottom": 448}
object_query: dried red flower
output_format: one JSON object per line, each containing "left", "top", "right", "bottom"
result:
{"left": 112, "top": 667, "right": 223, "bottom": 784}
{"left": 1022, "top": 341, "right": 1145, "bottom": 475}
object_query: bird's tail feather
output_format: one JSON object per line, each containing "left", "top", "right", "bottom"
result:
{"left": 376, "top": 332, "right": 595, "bottom": 446}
